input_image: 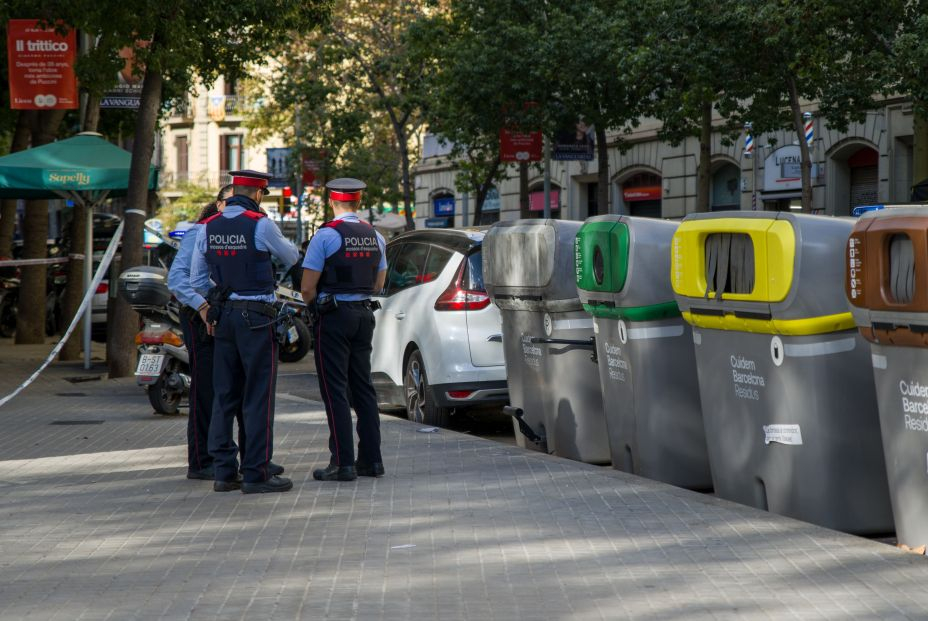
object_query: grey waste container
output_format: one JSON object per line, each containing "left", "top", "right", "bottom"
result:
{"left": 576, "top": 215, "right": 711, "bottom": 489}
{"left": 848, "top": 206, "right": 928, "bottom": 547}
{"left": 671, "top": 211, "right": 892, "bottom": 534}
{"left": 484, "top": 219, "right": 609, "bottom": 464}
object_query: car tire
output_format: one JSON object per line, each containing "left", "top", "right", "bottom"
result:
{"left": 148, "top": 372, "right": 181, "bottom": 415}
{"left": 278, "top": 316, "right": 311, "bottom": 363}
{"left": 403, "top": 349, "right": 451, "bottom": 427}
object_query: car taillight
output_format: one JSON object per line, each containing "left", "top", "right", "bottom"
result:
{"left": 434, "top": 257, "right": 491, "bottom": 311}
{"left": 434, "top": 287, "right": 491, "bottom": 311}
{"left": 95, "top": 282, "right": 108, "bottom": 294}
{"left": 447, "top": 390, "right": 474, "bottom": 399}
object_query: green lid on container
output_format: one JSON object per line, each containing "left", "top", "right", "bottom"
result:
{"left": 576, "top": 220, "right": 630, "bottom": 293}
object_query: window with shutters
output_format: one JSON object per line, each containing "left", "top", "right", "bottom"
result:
{"left": 175, "top": 136, "right": 188, "bottom": 182}
{"left": 220, "top": 134, "right": 244, "bottom": 176}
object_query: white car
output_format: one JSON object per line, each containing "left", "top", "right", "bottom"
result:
{"left": 371, "top": 229, "right": 508, "bottom": 426}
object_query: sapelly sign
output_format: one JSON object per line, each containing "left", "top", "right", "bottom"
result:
{"left": 45, "top": 170, "right": 92, "bottom": 187}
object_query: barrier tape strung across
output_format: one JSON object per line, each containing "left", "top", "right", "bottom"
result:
{"left": 0, "top": 257, "right": 71, "bottom": 267}
{"left": 0, "top": 220, "right": 125, "bottom": 409}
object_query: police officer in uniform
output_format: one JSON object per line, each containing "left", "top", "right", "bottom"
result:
{"left": 191, "top": 170, "right": 300, "bottom": 493}
{"left": 301, "top": 178, "right": 387, "bottom": 481}
{"left": 168, "top": 186, "right": 283, "bottom": 481}
{"left": 167, "top": 186, "right": 233, "bottom": 480}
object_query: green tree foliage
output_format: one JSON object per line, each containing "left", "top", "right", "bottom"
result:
{"left": 25, "top": 0, "right": 331, "bottom": 375}
{"left": 641, "top": 0, "right": 751, "bottom": 212}
{"left": 736, "top": 0, "right": 903, "bottom": 212}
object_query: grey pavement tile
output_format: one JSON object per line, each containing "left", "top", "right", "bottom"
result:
{"left": 0, "top": 364, "right": 927, "bottom": 619}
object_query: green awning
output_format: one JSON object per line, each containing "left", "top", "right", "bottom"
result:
{"left": 0, "top": 132, "right": 159, "bottom": 200}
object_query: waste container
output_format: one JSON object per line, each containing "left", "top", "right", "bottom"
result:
{"left": 671, "top": 211, "right": 893, "bottom": 534}
{"left": 847, "top": 206, "right": 928, "bottom": 547}
{"left": 576, "top": 215, "right": 711, "bottom": 488}
{"left": 484, "top": 219, "right": 609, "bottom": 464}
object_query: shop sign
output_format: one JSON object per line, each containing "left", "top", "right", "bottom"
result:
{"left": 529, "top": 189, "right": 560, "bottom": 212}
{"left": 7, "top": 19, "right": 78, "bottom": 110}
{"left": 434, "top": 196, "right": 455, "bottom": 216}
{"left": 622, "top": 186, "right": 661, "bottom": 202}
{"left": 425, "top": 216, "right": 453, "bottom": 228}
{"left": 763, "top": 145, "right": 803, "bottom": 191}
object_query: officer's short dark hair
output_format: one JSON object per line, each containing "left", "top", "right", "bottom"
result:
{"left": 217, "top": 184, "right": 234, "bottom": 201}
{"left": 197, "top": 201, "right": 219, "bottom": 222}
{"left": 233, "top": 185, "right": 262, "bottom": 200}
{"left": 332, "top": 198, "right": 361, "bottom": 210}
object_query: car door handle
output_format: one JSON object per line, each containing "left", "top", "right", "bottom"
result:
{"left": 486, "top": 334, "right": 502, "bottom": 342}
{"left": 395, "top": 312, "right": 406, "bottom": 320}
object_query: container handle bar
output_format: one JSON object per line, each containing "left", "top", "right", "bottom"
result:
{"left": 528, "top": 336, "right": 595, "bottom": 348}
{"left": 528, "top": 336, "right": 597, "bottom": 363}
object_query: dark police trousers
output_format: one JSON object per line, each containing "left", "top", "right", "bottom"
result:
{"left": 314, "top": 301, "right": 382, "bottom": 467}
{"left": 180, "top": 307, "right": 244, "bottom": 471}
{"left": 208, "top": 303, "right": 278, "bottom": 483}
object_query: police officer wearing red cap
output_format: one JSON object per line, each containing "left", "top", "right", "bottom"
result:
{"left": 190, "top": 170, "right": 300, "bottom": 493}
{"left": 301, "top": 178, "right": 387, "bottom": 481}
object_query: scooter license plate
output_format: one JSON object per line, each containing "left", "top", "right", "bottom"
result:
{"left": 287, "top": 325, "right": 298, "bottom": 342}
{"left": 135, "top": 354, "right": 166, "bottom": 376}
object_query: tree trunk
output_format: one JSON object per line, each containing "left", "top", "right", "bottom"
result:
{"left": 0, "top": 111, "right": 37, "bottom": 259}
{"left": 596, "top": 125, "right": 609, "bottom": 214}
{"left": 59, "top": 95, "right": 102, "bottom": 361}
{"left": 914, "top": 106, "right": 928, "bottom": 191}
{"left": 15, "top": 109, "right": 65, "bottom": 344}
{"left": 519, "top": 162, "right": 530, "bottom": 218}
{"left": 786, "top": 75, "right": 813, "bottom": 213}
{"left": 107, "top": 67, "right": 163, "bottom": 378}
{"left": 696, "top": 100, "right": 712, "bottom": 213}
{"left": 472, "top": 154, "right": 501, "bottom": 225}
{"left": 83, "top": 93, "right": 101, "bottom": 134}
{"left": 398, "top": 133, "right": 415, "bottom": 231}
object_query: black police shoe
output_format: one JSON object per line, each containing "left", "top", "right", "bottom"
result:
{"left": 239, "top": 461, "right": 285, "bottom": 476}
{"left": 241, "top": 475, "right": 293, "bottom": 494}
{"left": 355, "top": 461, "right": 385, "bottom": 477}
{"left": 187, "top": 464, "right": 215, "bottom": 480}
{"left": 313, "top": 464, "right": 357, "bottom": 481}
{"left": 214, "top": 475, "right": 243, "bottom": 492}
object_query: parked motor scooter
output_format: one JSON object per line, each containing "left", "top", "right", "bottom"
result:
{"left": 118, "top": 265, "right": 190, "bottom": 415}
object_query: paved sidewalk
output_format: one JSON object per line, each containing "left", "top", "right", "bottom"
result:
{"left": 0, "top": 342, "right": 928, "bottom": 619}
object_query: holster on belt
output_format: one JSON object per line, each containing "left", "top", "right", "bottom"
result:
{"left": 205, "top": 285, "right": 232, "bottom": 324}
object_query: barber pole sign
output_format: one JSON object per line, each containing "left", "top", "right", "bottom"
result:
{"left": 803, "top": 112, "right": 814, "bottom": 148}
{"left": 744, "top": 132, "right": 754, "bottom": 158}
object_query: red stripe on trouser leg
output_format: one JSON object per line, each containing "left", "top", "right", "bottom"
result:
{"left": 316, "top": 314, "right": 341, "bottom": 465}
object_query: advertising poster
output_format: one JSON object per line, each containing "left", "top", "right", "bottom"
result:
{"left": 500, "top": 128, "right": 542, "bottom": 162}
{"left": 302, "top": 150, "right": 324, "bottom": 186}
{"left": 552, "top": 121, "right": 595, "bottom": 161}
{"left": 7, "top": 19, "right": 78, "bottom": 110}
{"left": 100, "top": 44, "right": 145, "bottom": 109}
{"left": 266, "top": 148, "right": 292, "bottom": 187}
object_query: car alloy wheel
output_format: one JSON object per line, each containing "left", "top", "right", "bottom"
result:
{"left": 404, "top": 350, "right": 427, "bottom": 424}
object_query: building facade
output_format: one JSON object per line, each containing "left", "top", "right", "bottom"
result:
{"left": 159, "top": 77, "right": 285, "bottom": 193}
{"left": 412, "top": 98, "right": 918, "bottom": 227}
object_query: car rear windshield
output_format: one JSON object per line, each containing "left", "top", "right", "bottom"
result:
{"left": 464, "top": 249, "right": 485, "bottom": 292}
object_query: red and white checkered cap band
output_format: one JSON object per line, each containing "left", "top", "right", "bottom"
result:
{"left": 232, "top": 176, "right": 268, "bottom": 188}
{"left": 330, "top": 190, "right": 362, "bottom": 201}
